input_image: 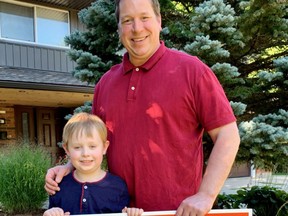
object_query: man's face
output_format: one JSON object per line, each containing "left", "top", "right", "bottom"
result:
{"left": 118, "top": 0, "right": 162, "bottom": 66}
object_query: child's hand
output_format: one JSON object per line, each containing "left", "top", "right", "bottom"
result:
{"left": 43, "top": 207, "right": 70, "bottom": 216}
{"left": 122, "top": 206, "right": 144, "bottom": 216}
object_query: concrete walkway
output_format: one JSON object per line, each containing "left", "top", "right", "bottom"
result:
{"left": 220, "top": 175, "right": 288, "bottom": 194}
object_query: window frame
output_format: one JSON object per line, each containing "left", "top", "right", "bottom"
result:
{"left": 0, "top": 0, "right": 70, "bottom": 48}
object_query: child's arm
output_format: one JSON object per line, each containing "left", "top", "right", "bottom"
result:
{"left": 43, "top": 207, "right": 70, "bottom": 216}
{"left": 122, "top": 206, "right": 144, "bottom": 216}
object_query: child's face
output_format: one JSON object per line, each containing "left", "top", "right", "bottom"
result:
{"left": 64, "top": 128, "right": 109, "bottom": 178}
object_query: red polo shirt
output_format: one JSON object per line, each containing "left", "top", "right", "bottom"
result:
{"left": 92, "top": 42, "right": 236, "bottom": 211}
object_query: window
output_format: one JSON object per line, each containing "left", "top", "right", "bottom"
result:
{"left": 21, "top": 112, "right": 30, "bottom": 143}
{"left": 36, "top": 7, "right": 69, "bottom": 46}
{"left": 0, "top": 2, "right": 34, "bottom": 42}
{"left": 0, "top": 1, "right": 69, "bottom": 47}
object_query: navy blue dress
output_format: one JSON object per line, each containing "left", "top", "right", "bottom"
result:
{"left": 49, "top": 171, "right": 130, "bottom": 214}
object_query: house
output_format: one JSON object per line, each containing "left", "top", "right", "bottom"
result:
{"left": 0, "top": 0, "right": 96, "bottom": 163}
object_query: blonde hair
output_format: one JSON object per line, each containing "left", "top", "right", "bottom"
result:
{"left": 62, "top": 112, "right": 107, "bottom": 146}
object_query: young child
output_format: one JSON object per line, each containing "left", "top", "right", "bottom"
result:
{"left": 44, "top": 112, "right": 143, "bottom": 216}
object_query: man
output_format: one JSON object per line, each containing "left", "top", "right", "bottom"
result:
{"left": 45, "top": 0, "right": 240, "bottom": 215}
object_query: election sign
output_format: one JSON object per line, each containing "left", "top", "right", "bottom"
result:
{"left": 72, "top": 209, "right": 252, "bottom": 216}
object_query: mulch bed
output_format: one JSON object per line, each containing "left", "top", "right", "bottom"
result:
{"left": 0, "top": 209, "right": 45, "bottom": 216}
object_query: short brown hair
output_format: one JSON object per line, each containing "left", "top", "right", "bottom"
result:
{"left": 115, "top": 0, "right": 161, "bottom": 23}
{"left": 62, "top": 112, "right": 107, "bottom": 146}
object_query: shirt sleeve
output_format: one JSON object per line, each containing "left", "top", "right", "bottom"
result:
{"left": 194, "top": 64, "right": 236, "bottom": 131}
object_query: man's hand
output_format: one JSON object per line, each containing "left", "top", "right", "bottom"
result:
{"left": 176, "top": 192, "right": 215, "bottom": 216}
{"left": 43, "top": 207, "right": 70, "bottom": 216}
{"left": 44, "top": 163, "right": 72, "bottom": 195}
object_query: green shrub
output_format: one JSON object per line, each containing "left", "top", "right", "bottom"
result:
{"left": 0, "top": 143, "right": 51, "bottom": 214}
{"left": 217, "top": 193, "right": 240, "bottom": 209}
{"left": 218, "top": 186, "right": 288, "bottom": 216}
{"left": 276, "top": 201, "right": 288, "bottom": 216}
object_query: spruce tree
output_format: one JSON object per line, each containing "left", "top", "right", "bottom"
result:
{"left": 65, "top": 0, "right": 288, "bottom": 171}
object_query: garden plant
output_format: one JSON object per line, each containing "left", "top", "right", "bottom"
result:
{"left": 218, "top": 186, "right": 288, "bottom": 216}
{"left": 0, "top": 143, "right": 51, "bottom": 214}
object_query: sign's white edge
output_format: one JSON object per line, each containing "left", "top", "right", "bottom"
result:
{"left": 71, "top": 209, "right": 253, "bottom": 216}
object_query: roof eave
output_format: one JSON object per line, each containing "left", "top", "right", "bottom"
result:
{"left": 0, "top": 81, "right": 94, "bottom": 94}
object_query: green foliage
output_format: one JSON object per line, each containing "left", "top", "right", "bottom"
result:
{"left": 230, "top": 101, "right": 247, "bottom": 116}
{"left": 0, "top": 143, "right": 51, "bottom": 214}
{"left": 189, "top": 0, "right": 245, "bottom": 50}
{"left": 65, "top": 0, "right": 120, "bottom": 84}
{"left": 274, "top": 56, "right": 288, "bottom": 72}
{"left": 67, "top": 49, "right": 113, "bottom": 84}
{"left": 218, "top": 186, "right": 288, "bottom": 216}
{"left": 238, "top": 109, "right": 288, "bottom": 170}
{"left": 184, "top": 35, "right": 230, "bottom": 64}
{"left": 277, "top": 201, "right": 288, "bottom": 216}
{"left": 217, "top": 193, "right": 239, "bottom": 209}
{"left": 64, "top": 101, "right": 92, "bottom": 120}
{"left": 238, "top": 0, "right": 288, "bottom": 47}
{"left": 69, "top": 0, "right": 118, "bottom": 56}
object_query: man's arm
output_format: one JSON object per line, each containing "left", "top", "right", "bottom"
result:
{"left": 44, "top": 161, "right": 74, "bottom": 195}
{"left": 176, "top": 122, "right": 240, "bottom": 216}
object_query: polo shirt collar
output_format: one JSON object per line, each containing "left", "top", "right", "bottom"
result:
{"left": 123, "top": 41, "right": 166, "bottom": 74}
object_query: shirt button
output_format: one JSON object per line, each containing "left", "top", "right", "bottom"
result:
{"left": 135, "top": 68, "right": 139, "bottom": 71}
{"left": 84, "top": 185, "right": 88, "bottom": 189}
{"left": 83, "top": 198, "right": 86, "bottom": 202}
{"left": 131, "top": 86, "right": 135, "bottom": 91}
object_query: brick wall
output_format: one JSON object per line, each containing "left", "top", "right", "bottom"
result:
{"left": 0, "top": 106, "right": 16, "bottom": 145}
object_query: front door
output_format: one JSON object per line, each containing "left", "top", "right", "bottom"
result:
{"left": 15, "top": 106, "right": 36, "bottom": 144}
{"left": 37, "top": 108, "right": 57, "bottom": 163}
{"left": 15, "top": 106, "right": 65, "bottom": 164}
